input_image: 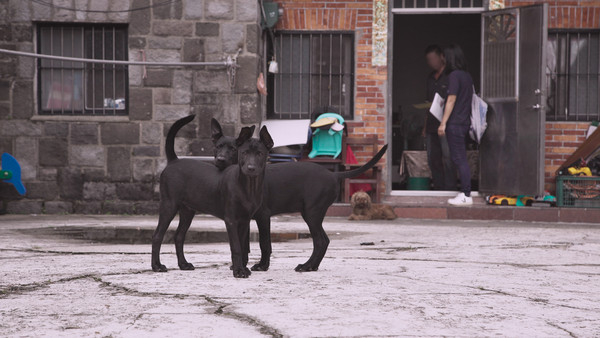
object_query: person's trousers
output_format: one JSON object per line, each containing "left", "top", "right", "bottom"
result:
{"left": 445, "top": 124, "right": 471, "bottom": 195}
{"left": 426, "top": 133, "right": 457, "bottom": 190}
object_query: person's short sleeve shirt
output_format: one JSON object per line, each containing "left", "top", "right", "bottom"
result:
{"left": 446, "top": 70, "right": 474, "bottom": 126}
{"left": 425, "top": 71, "right": 449, "bottom": 133}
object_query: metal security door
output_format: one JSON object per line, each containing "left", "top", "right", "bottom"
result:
{"left": 479, "top": 4, "right": 547, "bottom": 195}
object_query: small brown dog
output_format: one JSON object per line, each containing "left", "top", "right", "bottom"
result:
{"left": 348, "top": 191, "right": 397, "bottom": 220}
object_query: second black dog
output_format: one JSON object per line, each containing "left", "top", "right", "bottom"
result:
{"left": 211, "top": 118, "right": 238, "bottom": 170}
{"left": 251, "top": 147, "right": 387, "bottom": 272}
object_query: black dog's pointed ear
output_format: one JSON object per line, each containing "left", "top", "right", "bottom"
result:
{"left": 211, "top": 118, "right": 223, "bottom": 143}
{"left": 259, "top": 126, "right": 274, "bottom": 150}
{"left": 236, "top": 126, "right": 254, "bottom": 147}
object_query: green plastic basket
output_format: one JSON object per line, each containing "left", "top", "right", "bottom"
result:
{"left": 556, "top": 176, "right": 600, "bottom": 208}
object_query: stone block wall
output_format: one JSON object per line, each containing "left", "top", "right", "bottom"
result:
{"left": 0, "top": 0, "right": 262, "bottom": 214}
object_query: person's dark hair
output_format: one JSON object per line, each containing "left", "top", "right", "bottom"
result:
{"left": 443, "top": 44, "right": 468, "bottom": 73}
{"left": 424, "top": 44, "right": 443, "bottom": 56}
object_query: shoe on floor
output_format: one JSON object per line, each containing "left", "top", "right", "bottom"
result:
{"left": 448, "top": 192, "right": 473, "bottom": 206}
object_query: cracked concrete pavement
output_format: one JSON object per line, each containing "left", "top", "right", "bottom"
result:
{"left": 1, "top": 214, "right": 599, "bottom": 337}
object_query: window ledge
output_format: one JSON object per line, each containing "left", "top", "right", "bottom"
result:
{"left": 31, "top": 115, "right": 130, "bottom": 122}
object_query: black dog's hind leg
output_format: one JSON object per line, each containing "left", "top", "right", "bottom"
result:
{"left": 251, "top": 213, "right": 272, "bottom": 271}
{"left": 175, "top": 206, "right": 196, "bottom": 270}
{"left": 225, "top": 220, "right": 251, "bottom": 278}
{"left": 295, "top": 209, "right": 330, "bottom": 272}
{"left": 152, "top": 201, "right": 178, "bottom": 272}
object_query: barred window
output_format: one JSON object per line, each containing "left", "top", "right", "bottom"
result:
{"left": 546, "top": 30, "right": 600, "bottom": 121}
{"left": 38, "top": 24, "right": 128, "bottom": 116}
{"left": 267, "top": 32, "right": 354, "bottom": 120}
{"left": 393, "top": 0, "right": 484, "bottom": 9}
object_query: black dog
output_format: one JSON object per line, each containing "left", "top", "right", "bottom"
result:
{"left": 251, "top": 148, "right": 387, "bottom": 272}
{"left": 168, "top": 116, "right": 388, "bottom": 273}
{"left": 211, "top": 118, "right": 238, "bottom": 170}
{"left": 167, "top": 117, "right": 236, "bottom": 171}
{"left": 153, "top": 115, "right": 274, "bottom": 278}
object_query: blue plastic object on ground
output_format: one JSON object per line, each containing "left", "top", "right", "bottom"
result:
{"left": 1, "top": 153, "right": 26, "bottom": 195}
{"left": 308, "top": 113, "right": 345, "bottom": 159}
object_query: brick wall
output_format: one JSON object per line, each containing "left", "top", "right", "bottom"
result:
{"left": 544, "top": 122, "right": 592, "bottom": 192}
{"left": 507, "top": 1, "right": 600, "bottom": 193}
{"left": 507, "top": 0, "right": 600, "bottom": 28}
{"left": 274, "top": 0, "right": 388, "bottom": 166}
{"left": 276, "top": 0, "right": 599, "bottom": 196}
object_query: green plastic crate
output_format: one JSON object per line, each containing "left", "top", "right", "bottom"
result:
{"left": 556, "top": 176, "right": 600, "bottom": 208}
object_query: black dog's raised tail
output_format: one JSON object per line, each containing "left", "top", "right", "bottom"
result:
{"left": 166, "top": 115, "right": 195, "bottom": 163}
{"left": 334, "top": 144, "right": 388, "bottom": 180}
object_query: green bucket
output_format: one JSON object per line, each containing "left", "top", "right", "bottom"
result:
{"left": 407, "top": 177, "right": 431, "bottom": 190}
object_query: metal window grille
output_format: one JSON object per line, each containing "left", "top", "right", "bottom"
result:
{"left": 38, "top": 24, "right": 128, "bottom": 116}
{"left": 267, "top": 32, "right": 354, "bottom": 120}
{"left": 482, "top": 11, "right": 518, "bottom": 99}
{"left": 546, "top": 30, "right": 600, "bottom": 121}
{"left": 393, "top": 0, "right": 484, "bottom": 9}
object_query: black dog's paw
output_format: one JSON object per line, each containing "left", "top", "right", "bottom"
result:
{"left": 251, "top": 263, "right": 270, "bottom": 271}
{"left": 232, "top": 267, "right": 251, "bottom": 278}
{"left": 294, "top": 264, "right": 318, "bottom": 272}
{"left": 152, "top": 264, "right": 168, "bottom": 272}
{"left": 179, "top": 262, "right": 195, "bottom": 271}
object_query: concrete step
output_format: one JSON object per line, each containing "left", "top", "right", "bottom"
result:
{"left": 326, "top": 198, "right": 600, "bottom": 224}
{"left": 383, "top": 195, "right": 487, "bottom": 207}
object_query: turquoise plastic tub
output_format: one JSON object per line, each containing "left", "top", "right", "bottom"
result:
{"left": 407, "top": 177, "right": 431, "bottom": 190}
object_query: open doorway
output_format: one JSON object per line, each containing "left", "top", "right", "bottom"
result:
{"left": 391, "top": 14, "right": 481, "bottom": 191}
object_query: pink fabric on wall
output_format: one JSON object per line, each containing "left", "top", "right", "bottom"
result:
{"left": 346, "top": 145, "right": 373, "bottom": 197}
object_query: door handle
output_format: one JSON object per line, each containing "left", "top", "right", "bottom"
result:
{"left": 531, "top": 104, "right": 541, "bottom": 110}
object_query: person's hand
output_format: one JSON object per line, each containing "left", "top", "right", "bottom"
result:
{"left": 438, "top": 124, "right": 446, "bottom": 136}
{"left": 421, "top": 126, "right": 426, "bottom": 137}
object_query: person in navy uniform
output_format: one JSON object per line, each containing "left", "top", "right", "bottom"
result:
{"left": 422, "top": 44, "right": 456, "bottom": 191}
{"left": 437, "top": 44, "right": 474, "bottom": 206}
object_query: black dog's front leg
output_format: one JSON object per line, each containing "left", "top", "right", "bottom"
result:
{"left": 225, "top": 220, "right": 251, "bottom": 278}
{"left": 251, "top": 213, "right": 272, "bottom": 271}
{"left": 238, "top": 221, "right": 252, "bottom": 276}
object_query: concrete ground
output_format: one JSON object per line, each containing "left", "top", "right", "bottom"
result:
{"left": 0, "top": 214, "right": 599, "bottom": 337}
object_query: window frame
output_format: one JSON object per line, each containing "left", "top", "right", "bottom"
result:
{"left": 546, "top": 28, "right": 600, "bottom": 122}
{"left": 266, "top": 30, "right": 355, "bottom": 120}
{"left": 392, "top": 0, "right": 487, "bottom": 13}
{"left": 36, "top": 23, "right": 129, "bottom": 116}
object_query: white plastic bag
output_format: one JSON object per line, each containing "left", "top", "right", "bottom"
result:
{"left": 469, "top": 86, "right": 488, "bottom": 143}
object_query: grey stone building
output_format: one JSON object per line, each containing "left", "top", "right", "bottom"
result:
{"left": 0, "top": 0, "right": 263, "bottom": 214}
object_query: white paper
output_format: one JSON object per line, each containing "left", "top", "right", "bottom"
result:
{"left": 260, "top": 119, "right": 311, "bottom": 148}
{"left": 429, "top": 92, "right": 445, "bottom": 122}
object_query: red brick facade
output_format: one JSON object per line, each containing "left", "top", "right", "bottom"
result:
{"left": 274, "top": 0, "right": 388, "bottom": 165}
{"left": 545, "top": 122, "right": 591, "bottom": 176}
{"left": 507, "top": 0, "right": 600, "bottom": 28}
{"left": 508, "top": 0, "right": 600, "bottom": 192}
{"left": 274, "top": 0, "right": 599, "bottom": 195}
